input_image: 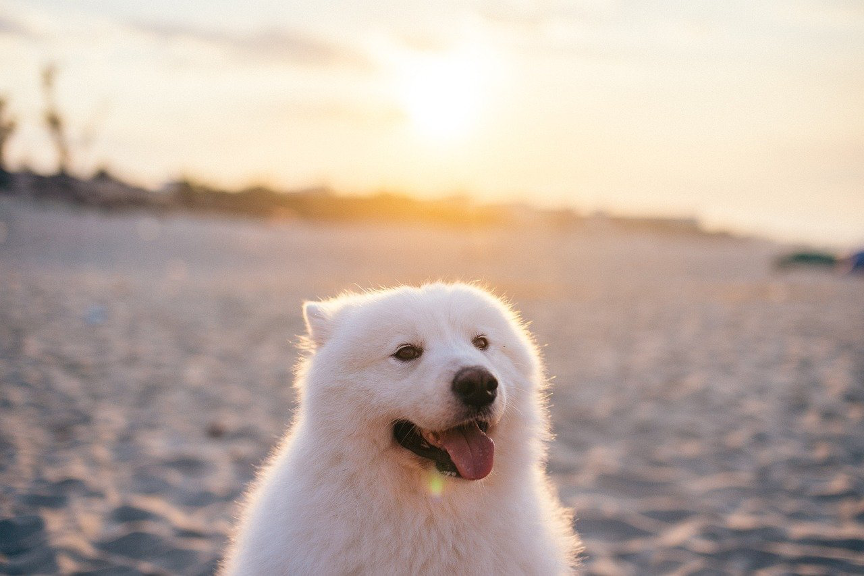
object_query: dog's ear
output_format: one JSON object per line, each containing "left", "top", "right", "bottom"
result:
{"left": 303, "top": 301, "right": 334, "bottom": 346}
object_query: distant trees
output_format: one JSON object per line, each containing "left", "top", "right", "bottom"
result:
{"left": 0, "top": 65, "right": 100, "bottom": 185}
{"left": 0, "top": 97, "right": 15, "bottom": 169}
{"left": 0, "top": 96, "right": 16, "bottom": 188}
{"left": 42, "top": 64, "right": 71, "bottom": 175}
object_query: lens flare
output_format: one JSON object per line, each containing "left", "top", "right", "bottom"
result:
{"left": 427, "top": 469, "right": 446, "bottom": 498}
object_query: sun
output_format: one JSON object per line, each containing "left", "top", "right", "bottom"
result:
{"left": 397, "top": 50, "right": 489, "bottom": 143}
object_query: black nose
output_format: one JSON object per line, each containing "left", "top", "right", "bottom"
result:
{"left": 452, "top": 366, "right": 498, "bottom": 408}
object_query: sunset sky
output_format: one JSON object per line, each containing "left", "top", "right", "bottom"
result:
{"left": 1, "top": 1, "right": 862, "bottom": 247}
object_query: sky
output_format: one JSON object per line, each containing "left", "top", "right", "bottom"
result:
{"left": 0, "top": 0, "right": 862, "bottom": 247}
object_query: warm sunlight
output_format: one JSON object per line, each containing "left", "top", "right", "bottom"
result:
{"left": 396, "top": 49, "right": 489, "bottom": 143}
{"left": 2, "top": 4, "right": 864, "bottom": 575}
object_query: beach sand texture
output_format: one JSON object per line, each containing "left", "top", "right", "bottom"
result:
{"left": 1, "top": 198, "right": 862, "bottom": 575}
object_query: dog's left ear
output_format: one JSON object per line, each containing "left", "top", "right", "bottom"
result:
{"left": 303, "top": 301, "right": 334, "bottom": 346}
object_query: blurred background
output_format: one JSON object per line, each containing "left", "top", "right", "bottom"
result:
{"left": 0, "top": 1, "right": 863, "bottom": 575}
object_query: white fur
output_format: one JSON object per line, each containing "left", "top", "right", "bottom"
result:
{"left": 222, "top": 283, "right": 580, "bottom": 575}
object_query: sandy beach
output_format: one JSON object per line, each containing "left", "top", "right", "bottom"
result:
{"left": 1, "top": 197, "right": 862, "bottom": 575}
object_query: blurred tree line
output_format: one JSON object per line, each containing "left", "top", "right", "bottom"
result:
{"left": 0, "top": 64, "right": 74, "bottom": 189}
{"left": 0, "top": 96, "right": 15, "bottom": 189}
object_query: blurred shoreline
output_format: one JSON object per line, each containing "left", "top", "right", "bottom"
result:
{"left": 0, "top": 169, "right": 720, "bottom": 238}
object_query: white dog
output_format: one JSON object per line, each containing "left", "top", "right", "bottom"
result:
{"left": 222, "top": 283, "right": 579, "bottom": 575}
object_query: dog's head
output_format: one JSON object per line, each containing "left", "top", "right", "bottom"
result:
{"left": 298, "top": 283, "right": 545, "bottom": 481}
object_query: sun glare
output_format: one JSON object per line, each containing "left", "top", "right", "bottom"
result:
{"left": 397, "top": 50, "right": 489, "bottom": 143}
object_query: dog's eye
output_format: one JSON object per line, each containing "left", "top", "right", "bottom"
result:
{"left": 393, "top": 344, "right": 422, "bottom": 361}
{"left": 472, "top": 335, "right": 489, "bottom": 350}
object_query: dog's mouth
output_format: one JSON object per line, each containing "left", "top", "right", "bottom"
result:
{"left": 393, "top": 419, "right": 494, "bottom": 480}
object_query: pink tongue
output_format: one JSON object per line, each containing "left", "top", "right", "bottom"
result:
{"left": 438, "top": 422, "right": 494, "bottom": 480}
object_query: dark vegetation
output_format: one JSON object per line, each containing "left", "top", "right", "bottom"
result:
{"left": 0, "top": 168, "right": 718, "bottom": 234}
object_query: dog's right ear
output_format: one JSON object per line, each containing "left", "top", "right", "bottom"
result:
{"left": 303, "top": 301, "right": 334, "bottom": 347}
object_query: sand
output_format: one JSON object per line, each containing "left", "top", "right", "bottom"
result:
{"left": 0, "top": 196, "right": 862, "bottom": 575}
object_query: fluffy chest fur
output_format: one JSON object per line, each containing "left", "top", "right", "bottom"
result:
{"left": 226, "top": 425, "right": 573, "bottom": 575}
